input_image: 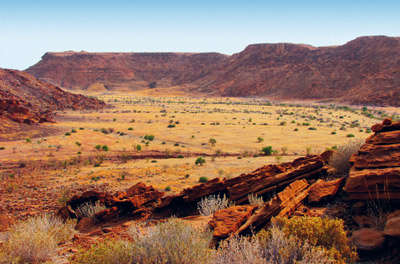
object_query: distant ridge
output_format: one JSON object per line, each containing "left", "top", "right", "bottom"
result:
{"left": 26, "top": 36, "right": 400, "bottom": 106}
{"left": 0, "top": 68, "right": 107, "bottom": 125}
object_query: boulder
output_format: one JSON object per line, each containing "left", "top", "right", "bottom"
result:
{"left": 351, "top": 228, "right": 385, "bottom": 252}
{"left": 383, "top": 214, "right": 400, "bottom": 237}
{"left": 209, "top": 205, "right": 258, "bottom": 238}
{"left": 308, "top": 178, "right": 344, "bottom": 203}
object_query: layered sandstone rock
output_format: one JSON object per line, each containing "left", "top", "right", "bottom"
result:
{"left": 26, "top": 36, "right": 400, "bottom": 106}
{"left": 64, "top": 182, "right": 164, "bottom": 223}
{"left": 0, "top": 68, "right": 107, "bottom": 125}
{"left": 155, "top": 151, "right": 331, "bottom": 217}
{"left": 237, "top": 179, "right": 310, "bottom": 234}
{"left": 209, "top": 205, "right": 258, "bottom": 238}
{"left": 345, "top": 118, "right": 400, "bottom": 199}
{"left": 308, "top": 178, "right": 344, "bottom": 203}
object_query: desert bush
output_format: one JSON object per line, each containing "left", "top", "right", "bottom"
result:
{"left": 257, "top": 137, "right": 264, "bottom": 143}
{"left": 209, "top": 138, "right": 217, "bottom": 146}
{"left": 248, "top": 193, "right": 265, "bottom": 207}
{"left": 272, "top": 216, "right": 358, "bottom": 263}
{"left": 26, "top": 138, "right": 32, "bottom": 143}
{"left": 127, "top": 218, "right": 213, "bottom": 264}
{"left": 1, "top": 215, "right": 76, "bottom": 263}
{"left": 0, "top": 146, "right": 5, "bottom": 150}
{"left": 198, "top": 176, "right": 208, "bottom": 183}
{"left": 195, "top": 157, "right": 206, "bottom": 166}
{"left": 95, "top": 144, "right": 101, "bottom": 151}
{"left": 101, "top": 145, "right": 109, "bottom": 151}
{"left": 144, "top": 134, "right": 155, "bottom": 141}
{"left": 330, "top": 138, "right": 364, "bottom": 175}
{"left": 216, "top": 227, "right": 333, "bottom": 264}
{"left": 261, "top": 146, "right": 274, "bottom": 156}
{"left": 197, "top": 194, "right": 233, "bottom": 216}
{"left": 65, "top": 132, "right": 71, "bottom": 136}
{"left": 75, "top": 201, "right": 107, "bottom": 221}
{"left": 72, "top": 239, "right": 133, "bottom": 264}
{"left": 346, "top": 133, "right": 355, "bottom": 138}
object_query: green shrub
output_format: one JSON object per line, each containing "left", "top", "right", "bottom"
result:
{"left": 26, "top": 138, "right": 32, "bottom": 143}
{"left": 95, "top": 144, "right": 101, "bottom": 151}
{"left": 257, "top": 137, "right": 264, "bottom": 143}
{"left": 308, "top": 127, "right": 317, "bottom": 130}
{"left": 346, "top": 134, "right": 355, "bottom": 138}
{"left": 0, "top": 146, "right": 5, "bottom": 150}
{"left": 136, "top": 144, "right": 142, "bottom": 151}
{"left": 128, "top": 127, "right": 133, "bottom": 130}
{"left": 167, "top": 124, "right": 176, "bottom": 128}
{"left": 261, "top": 146, "right": 274, "bottom": 156}
{"left": 294, "top": 128, "right": 299, "bottom": 131}
{"left": 198, "top": 176, "right": 208, "bottom": 183}
{"left": 71, "top": 129, "right": 77, "bottom": 133}
{"left": 195, "top": 157, "right": 206, "bottom": 166}
{"left": 101, "top": 145, "right": 109, "bottom": 151}
{"left": 165, "top": 186, "right": 171, "bottom": 191}
{"left": 331, "top": 131, "right": 337, "bottom": 135}
{"left": 65, "top": 132, "right": 71, "bottom": 136}
{"left": 177, "top": 155, "right": 184, "bottom": 159}
{"left": 272, "top": 216, "right": 358, "bottom": 263}
{"left": 144, "top": 135, "right": 155, "bottom": 141}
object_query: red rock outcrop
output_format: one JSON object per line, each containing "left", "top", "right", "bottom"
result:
{"left": 208, "top": 205, "right": 258, "bottom": 238}
{"left": 236, "top": 179, "right": 310, "bottom": 234}
{"left": 308, "top": 178, "right": 344, "bottom": 203}
{"left": 345, "top": 118, "right": 400, "bottom": 199}
{"left": 64, "top": 182, "right": 164, "bottom": 222}
{"left": 26, "top": 36, "right": 400, "bottom": 106}
{"left": 155, "top": 151, "right": 331, "bottom": 217}
{"left": 0, "top": 68, "right": 108, "bottom": 125}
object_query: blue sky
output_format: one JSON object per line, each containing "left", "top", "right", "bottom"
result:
{"left": 1, "top": 0, "right": 399, "bottom": 70}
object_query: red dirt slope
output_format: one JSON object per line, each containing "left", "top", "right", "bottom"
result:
{"left": 0, "top": 68, "right": 107, "bottom": 125}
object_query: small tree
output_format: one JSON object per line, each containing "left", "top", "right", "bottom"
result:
{"left": 195, "top": 157, "right": 206, "bottom": 166}
{"left": 95, "top": 145, "right": 101, "bottom": 151}
{"left": 209, "top": 138, "right": 217, "bottom": 147}
{"left": 257, "top": 137, "right": 264, "bottom": 143}
{"left": 136, "top": 144, "right": 142, "bottom": 152}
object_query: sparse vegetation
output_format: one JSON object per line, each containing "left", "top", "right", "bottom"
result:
{"left": 0, "top": 215, "right": 76, "bottom": 263}
{"left": 197, "top": 194, "right": 233, "bottom": 216}
{"left": 330, "top": 138, "right": 364, "bottom": 175}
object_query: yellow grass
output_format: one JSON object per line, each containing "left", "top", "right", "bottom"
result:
{"left": 0, "top": 93, "right": 386, "bottom": 193}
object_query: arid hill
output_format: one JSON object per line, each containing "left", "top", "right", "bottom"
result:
{"left": 0, "top": 68, "right": 107, "bottom": 125}
{"left": 26, "top": 36, "right": 400, "bottom": 106}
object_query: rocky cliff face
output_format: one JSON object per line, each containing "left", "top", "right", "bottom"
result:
{"left": 26, "top": 36, "right": 400, "bottom": 106}
{"left": 0, "top": 68, "right": 107, "bottom": 124}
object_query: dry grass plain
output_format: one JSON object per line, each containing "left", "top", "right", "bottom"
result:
{"left": 1, "top": 91, "right": 398, "bottom": 194}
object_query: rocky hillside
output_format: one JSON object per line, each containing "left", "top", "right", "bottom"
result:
{"left": 0, "top": 68, "right": 107, "bottom": 124}
{"left": 26, "top": 36, "right": 400, "bottom": 106}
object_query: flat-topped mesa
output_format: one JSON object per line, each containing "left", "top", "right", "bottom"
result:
{"left": 26, "top": 51, "right": 229, "bottom": 90}
{"left": 345, "top": 118, "right": 400, "bottom": 200}
{"left": 26, "top": 36, "right": 400, "bottom": 106}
